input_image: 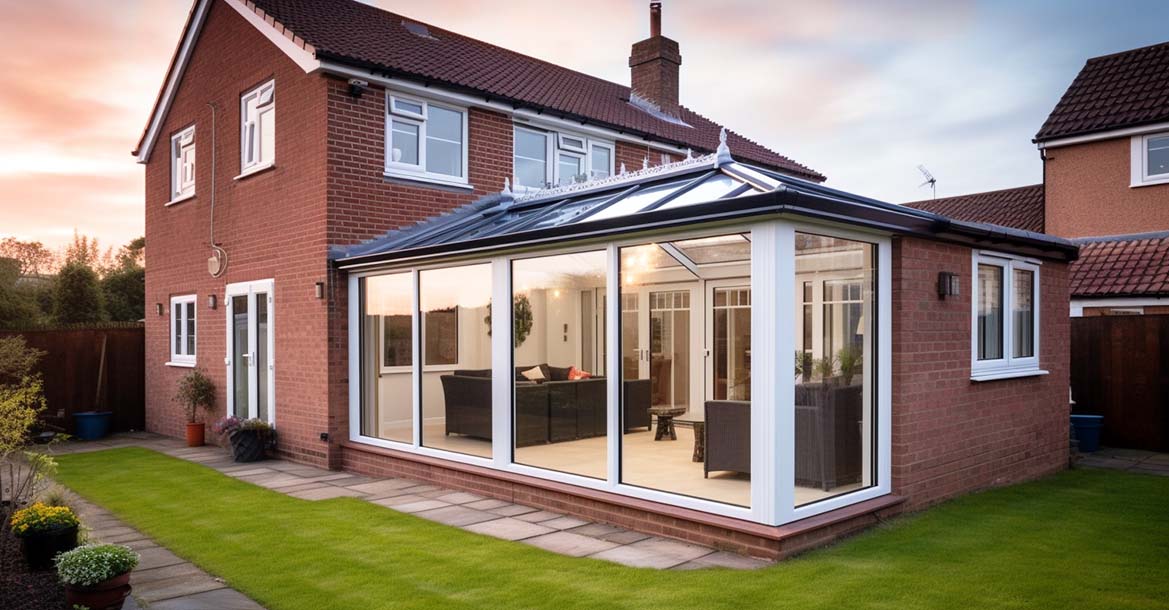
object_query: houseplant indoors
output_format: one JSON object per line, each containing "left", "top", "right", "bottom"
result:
{"left": 8, "top": 501, "right": 80, "bottom": 570}
{"left": 176, "top": 369, "right": 216, "bottom": 447}
{"left": 56, "top": 543, "right": 139, "bottom": 610}
{"left": 214, "top": 416, "right": 276, "bottom": 462}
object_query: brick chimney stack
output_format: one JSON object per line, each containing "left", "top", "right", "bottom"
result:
{"left": 629, "top": 1, "right": 682, "bottom": 116}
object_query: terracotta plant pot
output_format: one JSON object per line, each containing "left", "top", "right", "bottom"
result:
{"left": 185, "top": 421, "right": 205, "bottom": 447}
{"left": 65, "top": 571, "right": 132, "bottom": 610}
{"left": 19, "top": 524, "right": 79, "bottom": 571}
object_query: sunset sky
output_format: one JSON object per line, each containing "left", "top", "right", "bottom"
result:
{"left": 1, "top": 0, "right": 1166, "bottom": 251}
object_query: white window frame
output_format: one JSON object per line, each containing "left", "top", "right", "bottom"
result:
{"left": 168, "top": 126, "right": 196, "bottom": 204}
{"left": 346, "top": 219, "right": 893, "bottom": 527}
{"left": 239, "top": 79, "right": 275, "bottom": 177}
{"left": 384, "top": 92, "right": 470, "bottom": 188}
{"left": 168, "top": 295, "right": 197, "bottom": 367}
{"left": 512, "top": 124, "right": 615, "bottom": 191}
{"left": 1131, "top": 131, "right": 1169, "bottom": 187}
{"left": 971, "top": 252, "right": 1044, "bottom": 381}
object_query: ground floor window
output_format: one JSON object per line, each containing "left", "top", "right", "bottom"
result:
{"left": 349, "top": 220, "right": 890, "bottom": 525}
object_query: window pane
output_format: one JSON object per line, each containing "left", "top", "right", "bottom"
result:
{"left": 232, "top": 295, "right": 249, "bottom": 418}
{"left": 1013, "top": 269, "right": 1035, "bottom": 358}
{"left": 421, "top": 264, "right": 492, "bottom": 458}
{"left": 977, "top": 264, "right": 1004, "bottom": 361}
{"left": 255, "top": 292, "right": 269, "bottom": 423}
{"left": 512, "top": 250, "right": 607, "bottom": 479}
{"left": 393, "top": 99, "right": 423, "bottom": 116}
{"left": 425, "top": 106, "right": 463, "bottom": 176}
{"left": 185, "top": 302, "right": 196, "bottom": 356}
{"left": 361, "top": 272, "right": 414, "bottom": 443}
{"left": 514, "top": 129, "right": 547, "bottom": 188}
{"left": 591, "top": 145, "right": 611, "bottom": 179}
{"left": 558, "top": 153, "right": 583, "bottom": 186}
{"left": 1148, "top": 136, "right": 1169, "bottom": 177}
{"left": 173, "top": 304, "right": 181, "bottom": 357}
{"left": 259, "top": 106, "right": 275, "bottom": 165}
{"left": 391, "top": 120, "right": 420, "bottom": 165}
{"left": 620, "top": 234, "right": 752, "bottom": 507}
{"left": 795, "top": 233, "right": 876, "bottom": 507}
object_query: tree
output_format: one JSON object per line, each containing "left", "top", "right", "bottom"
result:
{"left": 0, "top": 257, "right": 41, "bottom": 328}
{"left": 100, "top": 236, "right": 145, "bottom": 321}
{"left": 0, "top": 238, "right": 56, "bottom": 276}
{"left": 53, "top": 261, "right": 105, "bottom": 324}
{"left": 62, "top": 231, "right": 113, "bottom": 273}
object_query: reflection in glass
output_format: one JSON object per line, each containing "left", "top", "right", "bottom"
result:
{"left": 977, "top": 264, "right": 1004, "bottom": 361}
{"left": 794, "top": 233, "right": 875, "bottom": 507}
{"left": 361, "top": 272, "right": 414, "bottom": 443}
{"left": 256, "top": 292, "right": 269, "bottom": 422}
{"left": 1013, "top": 269, "right": 1034, "bottom": 358}
{"left": 232, "top": 295, "right": 249, "bottom": 419}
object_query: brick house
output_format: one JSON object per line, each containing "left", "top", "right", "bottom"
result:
{"left": 137, "top": 0, "right": 1075, "bottom": 559}
{"left": 908, "top": 41, "right": 1169, "bottom": 318}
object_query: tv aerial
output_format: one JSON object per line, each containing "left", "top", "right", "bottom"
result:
{"left": 917, "top": 165, "right": 937, "bottom": 199}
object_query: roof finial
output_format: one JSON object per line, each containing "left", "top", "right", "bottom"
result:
{"left": 620, "top": 162, "right": 627, "bottom": 175}
{"left": 642, "top": 156, "right": 649, "bottom": 170}
{"left": 502, "top": 177, "right": 512, "bottom": 195}
{"left": 715, "top": 127, "right": 733, "bottom": 165}
{"left": 686, "top": 147, "right": 693, "bottom": 159}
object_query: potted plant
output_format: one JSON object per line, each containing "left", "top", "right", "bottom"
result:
{"left": 214, "top": 416, "right": 276, "bottom": 462}
{"left": 55, "top": 543, "right": 139, "bottom": 610}
{"left": 8, "top": 501, "right": 80, "bottom": 570}
{"left": 176, "top": 370, "right": 216, "bottom": 447}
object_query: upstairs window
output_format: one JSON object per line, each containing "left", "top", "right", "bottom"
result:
{"left": 170, "top": 295, "right": 197, "bottom": 365}
{"left": 169, "top": 126, "right": 195, "bottom": 202}
{"left": 386, "top": 94, "right": 467, "bottom": 184}
{"left": 972, "top": 253, "right": 1041, "bottom": 379}
{"left": 513, "top": 125, "right": 615, "bottom": 189}
{"left": 240, "top": 80, "right": 275, "bottom": 173}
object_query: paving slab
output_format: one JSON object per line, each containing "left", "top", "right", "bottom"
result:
{"left": 371, "top": 493, "right": 428, "bottom": 508}
{"left": 346, "top": 479, "right": 422, "bottom": 497}
{"left": 130, "top": 562, "right": 206, "bottom": 585}
{"left": 524, "top": 531, "right": 619, "bottom": 557}
{"left": 132, "top": 573, "right": 227, "bottom": 603}
{"left": 414, "top": 505, "right": 500, "bottom": 527}
{"left": 589, "top": 537, "right": 712, "bottom": 569}
{"left": 672, "top": 551, "right": 772, "bottom": 570}
{"left": 540, "top": 516, "right": 590, "bottom": 530}
{"left": 464, "top": 517, "right": 556, "bottom": 541}
{"left": 567, "top": 522, "right": 624, "bottom": 538}
{"left": 394, "top": 499, "right": 452, "bottom": 513}
{"left": 464, "top": 498, "right": 511, "bottom": 511}
{"left": 287, "top": 486, "right": 368, "bottom": 501}
{"left": 135, "top": 546, "right": 189, "bottom": 571}
{"left": 488, "top": 503, "right": 539, "bottom": 517}
{"left": 148, "top": 587, "right": 266, "bottom": 610}
{"left": 513, "top": 510, "right": 563, "bottom": 523}
{"left": 434, "top": 491, "right": 486, "bottom": 505}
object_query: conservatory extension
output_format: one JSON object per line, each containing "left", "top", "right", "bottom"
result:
{"left": 337, "top": 146, "right": 1073, "bottom": 527}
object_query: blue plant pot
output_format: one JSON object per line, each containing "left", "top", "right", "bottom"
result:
{"left": 74, "top": 411, "right": 113, "bottom": 440}
{"left": 1070, "top": 414, "right": 1104, "bottom": 453}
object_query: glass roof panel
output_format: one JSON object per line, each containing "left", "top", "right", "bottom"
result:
{"left": 670, "top": 234, "right": 751, "bottom": 265}
{"left": 525, "top": 194, "right": 613, "bottom": 230}
{"left": 621, "top": 243, "right": 684, "bottom": 272}
{"left": 656, "top": 174, "right": 742, "bottom": 210}
{"left": 581, "top": 182, "right": 682, "bottom": 223}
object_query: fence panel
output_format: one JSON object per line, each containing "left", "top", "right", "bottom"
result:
{"left": 1070, "top": 314, "right": 1169, "bottom": 451}
{"left": 0, "top": 324, "right": 145, "bottom": 434}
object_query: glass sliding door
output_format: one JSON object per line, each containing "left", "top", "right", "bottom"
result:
{"left": 420, "top": 263, "right": 493, "bottom": 458}
{"left": 226, "top": 279, "right": 275, "bottom": 424}
{"left": 793, "top": 233, "right": 876, "bottom": 507}
{"left": 359, "top": 272, "right": 414, "bottom": 443}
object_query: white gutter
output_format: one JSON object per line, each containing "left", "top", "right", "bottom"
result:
{"left": 1037, "top": 120, "right": 1169, "bottom": 150}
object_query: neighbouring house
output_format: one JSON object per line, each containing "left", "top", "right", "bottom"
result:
{"left": 137, "top": 0, "right": 1075, "bottom": 559}
{"left": 907, "top": 40, "right": 1169, "bottom": 318}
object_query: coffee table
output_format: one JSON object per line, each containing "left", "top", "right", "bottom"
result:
{"left": 649, "top": 405, "right": 687, "bottom": 441}
{"left": 676, "top": 413, "right": 705, "bottom": 462}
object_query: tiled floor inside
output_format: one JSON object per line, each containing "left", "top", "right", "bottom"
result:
{"left": 56, "top": 432, "right": 772, "bottom": 588}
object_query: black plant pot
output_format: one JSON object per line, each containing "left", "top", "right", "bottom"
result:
{"left": 20, "top": 524, "right": 79, "bottom": 571}
{"left": 228, "top": 429, "right": 270, "bottom": 462}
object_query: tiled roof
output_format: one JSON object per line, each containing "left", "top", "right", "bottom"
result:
{"left": 1036, "top": 40, "right": 1169, "bottom": 142}
{"left": 901, "top": 184, "right": 1045, "bottom": 233}
{"left": 1070, "top": 232, "right": 1169, "bottom": 298}
{"left": 246, "top": 0, "right": 823, "bottom": 181}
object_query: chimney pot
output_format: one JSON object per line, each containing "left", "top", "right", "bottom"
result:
{"left": 650, "top": 2, "right": 662, "bottom": 37}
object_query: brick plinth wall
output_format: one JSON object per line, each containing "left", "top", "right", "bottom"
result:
{"left": 891, "top": 236, "right": 1070, "bottom": 509}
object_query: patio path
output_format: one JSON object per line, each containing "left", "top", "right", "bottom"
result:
{"left": 56, "top": 432, "right": 771, "bottom": 576}
{"left": 1077, "top": 446, "right": 1169, "bottom": 476}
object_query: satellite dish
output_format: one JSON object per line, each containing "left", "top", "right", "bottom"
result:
{"left": 208, "top": 246, "right": 228, "bottom": 278}
{"left": 917, "top": 165, "right": 937, "bottom": 199}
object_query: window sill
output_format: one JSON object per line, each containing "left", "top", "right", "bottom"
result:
{"left": 165, "top": 361, "right": 196, "bottom": 368}
{"left": 165, "top": 193, "right": 196, "bottom": 207}
{"left": 971, "top": 368, "right": 1048, "bottom": 382}
{"left": 383, "top": 169, "right": 473, "bottom": 192}
{"left": 1131, "top": 175, "right": 1169, "bottom": 188}
{"left": 235, "top": 162, "right": 275, "bottom": 181}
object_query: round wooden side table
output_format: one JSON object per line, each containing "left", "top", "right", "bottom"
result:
{"left": 649, "top": 406, "right": 687, "bottom": 441}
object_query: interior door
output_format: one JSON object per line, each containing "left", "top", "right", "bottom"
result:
{"left": 226, "top": 279, "right": 275, "bottom": 424}
{"left": 705, "top": 281, "right": 752, "bottom": 405}
{"left": 632, "top": 285, "right": 703, "bottom": 413}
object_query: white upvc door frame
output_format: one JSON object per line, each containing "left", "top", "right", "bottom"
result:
{"left": 224, "top": 278, "right": 276, "bottom": 425}
{"left": 634, "top": 282, "right": 704, "bottom": 415}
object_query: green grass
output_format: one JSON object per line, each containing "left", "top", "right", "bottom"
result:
{"left": 55, "top": 448, "right": 1169, "bottom": 610}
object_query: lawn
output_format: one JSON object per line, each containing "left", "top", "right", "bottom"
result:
{"left": 54, "top": 448, "right": 1168, "bottom": 610}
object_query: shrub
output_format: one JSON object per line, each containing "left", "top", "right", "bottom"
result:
{"left": 53, "top": 261, "right": 105, "bottom": 325}
{"left": 837, "top": 345, "right": 863, "bottom": 385}
{"left": 175, "top": 370, "right": 216, "bottom": 424}
{"left": 9, "top": 502, "right": 79, "bottom": 537}
{"left": 55, "top": 544, "right": 139, "bottom": 587}
{"left": 213, "top": 416, "right": 271, "bottom": 436}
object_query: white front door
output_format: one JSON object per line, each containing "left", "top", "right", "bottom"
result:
{"left": 225, "top": 279, "right": 275, "bottom": 424}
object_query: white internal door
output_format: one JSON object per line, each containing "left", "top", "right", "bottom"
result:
{"left": 633, "top": 285, "right": 703, "bottom": 414}
{"left": 225, "top": 279, "right": 275, "bottom": 424}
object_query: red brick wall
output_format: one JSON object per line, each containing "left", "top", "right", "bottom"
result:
{"left": 615, "top": 141, "right": 682, "bottom": 173}
{"left": 144, "top": 0, "right": 331, "bottom": 464}
{"left": 890, "top": 236, "right": 1070, "bottom": 509}
{"left": 1045, "top": 137, "right": 1169, "bottom": 238}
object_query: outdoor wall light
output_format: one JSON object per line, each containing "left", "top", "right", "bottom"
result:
{"left": 207, "top": 294, "right": 218, "bottom": 310}
{"left": 315, "top": 281, "right": 325, "bottom": 299}
{"left": 938, "top": 271, "right": 960, "bottom": 299}
{"left": 155, "top": 303, "right": 163, "bottom": 316}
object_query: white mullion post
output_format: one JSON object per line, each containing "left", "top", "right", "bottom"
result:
{"left": 605, "top": 244, "right": 621, "bottom": 488}
{"left": 491, "top": 258, "right": 513, "bottom": 469}
{"left": 411, "top": 269, "right": 422, "bottom": 448}
{"left": 348, "top": 274, "right": 361, "bottom": 443}
{"left": 877, "top": 239, "right": 893, "bottom": 496}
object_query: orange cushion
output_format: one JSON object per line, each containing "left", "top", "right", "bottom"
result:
{"left": 568, "top": 366, "right": 592, "bottom": 380}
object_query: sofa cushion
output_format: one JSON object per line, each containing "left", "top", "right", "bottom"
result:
{"left": 520, "top": 366, "right": 546, "bottom": 382}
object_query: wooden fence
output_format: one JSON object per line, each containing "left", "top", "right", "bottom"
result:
{"left": 1070, "top": 314, "right": 1169, "bottom": 452}
{"left": 0, "top": 324, "right": 145, "bottom": 434}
